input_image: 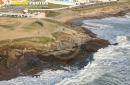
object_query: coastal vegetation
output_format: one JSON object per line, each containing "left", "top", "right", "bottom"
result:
{"left": 0, "top": 21, "right": 21, "bottom": 30}
{"left": 42, "top": 18, "right": 70, "bottom": 28}
{"left": 12, "top": 36, "right": 54, "bottom": 44}
{"left": 0, "top": 24, "right": 14, "bottom": 30}
{"left": 79, "top": 1, "right": 130, "bottom": 14}
{"left": 0, "top": 17, "right": 76, "bottom": 49}
{"left": 22, "top": 21, "right": 43, "bottom": 30}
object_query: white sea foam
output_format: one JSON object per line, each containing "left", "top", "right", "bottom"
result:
{"left": 57, "top": 35, "right": 130, "bottom": 85}
{"left": 1, "top": 17, "right": 130, "bottom": 85}
{"left": 57, "top": 17, "right": 130, "bottom": 85}
{"left": 0, "top": 70, "right": 77, "bottom": 85}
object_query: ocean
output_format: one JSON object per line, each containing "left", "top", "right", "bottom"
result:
{"left": 0, "top": 16, "right": 130, "bottom": 85}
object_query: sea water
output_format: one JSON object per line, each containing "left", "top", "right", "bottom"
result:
{"left": 57, "top": 16, "right": 130, "bottom": 85}
{"left": 0, "top": 16, "right": 130, "bottom": 85}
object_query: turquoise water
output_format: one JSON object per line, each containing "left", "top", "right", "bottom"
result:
{"left": 0, "top": 16, "right": 130, "bottom": 85}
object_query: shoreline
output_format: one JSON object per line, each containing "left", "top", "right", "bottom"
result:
{"left": 66, "top": 8, "right": 130, "bottom": 25}
{"left": 51, "top": 2, "right": 130, "bottom": 24}
{"left": 1, "top": 2, "right": 130, "bottom": 81}
{"left": 0, "top": 26, "right": 110, "bottom": 81}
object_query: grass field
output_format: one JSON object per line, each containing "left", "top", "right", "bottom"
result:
{"left": 42, "top": 18, "right": 70, "bottom": 28}
{"left": 0, "top": 21, "right": 21, "bottom": 30}
{"left": 22, "top": 21, "right": 44, "bottom": 30}
{"left": 0, "top": 17, "right": 76, "bottom": 46}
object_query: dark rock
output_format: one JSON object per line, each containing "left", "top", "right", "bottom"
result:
{"left": 32, "top": 74, "right": 40, "bottom": 78}
{"left": 111, "top": 43, "right": 118, "bottom": 45}
{"left": 81, "top": 39, "right": 110, "bottom": 52}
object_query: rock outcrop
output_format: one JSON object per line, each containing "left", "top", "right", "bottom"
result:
{"left": 0, "top": 27, "right": 110, "bottom": 80}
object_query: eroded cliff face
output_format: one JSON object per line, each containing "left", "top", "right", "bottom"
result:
{"left": 0, "top": 28, "right": 110, "bottom": 80}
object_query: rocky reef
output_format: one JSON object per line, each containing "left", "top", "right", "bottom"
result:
{"left": 0, "top": 27, "right": 110, "bottom": 81}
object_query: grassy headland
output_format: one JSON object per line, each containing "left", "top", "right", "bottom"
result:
{"left": 0, "top": 17, "right": 77, "bottom": 51}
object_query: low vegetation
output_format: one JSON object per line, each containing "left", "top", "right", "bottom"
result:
{"left": 0, "top": 21, "right": 21, "bottom": 30}
{"left": 0, "top": 24, "right": 14, "bottom": 30}
{"left": 74, "top": 1, "right": 130, "bottom": 13}
{"left": 42, "top": 18, "right": 70, "bottom": 28}
{"left": 0, "top": 36, "right": 55, "bottom": 46}
{"left": 51, "top": 32, "right": 71, "bottom": 40}
{"left": 12, "top": 36, "right": 54, "bottom": 44}
{"left": 22, "top": 21, "right": 43, "bottom": 30}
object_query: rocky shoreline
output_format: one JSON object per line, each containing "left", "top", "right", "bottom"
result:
{"left": 0, "top": 26, "right": 110, "bottom": 80}
{"left": 64, "top": 3, "right": 130, "bottom": 24}
{"left": 2, "top": 5, "right": 129, "bottom": 80}
{"left": 0, "top": 1, "right": 130, "bottom": 82}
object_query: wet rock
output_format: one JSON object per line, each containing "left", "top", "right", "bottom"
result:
{"left": 32, "top": 74, "right": 40, "bottom": 78}
{"left": 111, "top": 43, "right": 118, "bottom": 45}
{"left": 81, "top": 38, "right": 110, "bottom": 52}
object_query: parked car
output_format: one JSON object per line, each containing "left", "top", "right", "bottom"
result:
{"left": 3, "top": 14, "right": 7, "bottom": 16}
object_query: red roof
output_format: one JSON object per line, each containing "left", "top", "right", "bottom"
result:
{"left": 0, "top": 0, "right": 4, "bottom": 5}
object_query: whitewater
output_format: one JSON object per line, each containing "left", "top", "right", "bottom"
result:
{"left": 0, "top": 16, "right": 130, "bottom": 85}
